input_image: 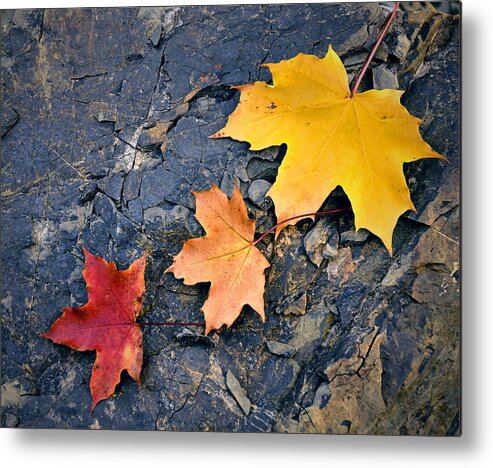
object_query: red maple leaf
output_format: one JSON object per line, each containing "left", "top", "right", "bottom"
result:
{"left": 41, "top": 247, "right": 146, "bottom": 411}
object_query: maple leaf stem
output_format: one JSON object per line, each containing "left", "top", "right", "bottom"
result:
{"left": 350, "top": 1, "right": 400, "bottom": 98}
{"left": 252, "top": 207, "right": 351, "bottom": 246}
{"left": 136, "top": 321, "right": 205, "bottom": 327}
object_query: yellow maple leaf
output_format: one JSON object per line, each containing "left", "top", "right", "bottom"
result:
{"left": 211, "top": 46, "right": 445, "bottom": 253}
{"left": 165, "top": 185, "right": 270, "bottom": 334}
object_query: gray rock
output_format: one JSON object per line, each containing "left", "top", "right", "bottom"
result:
{"left": 4, "top": 413, "right": 19, "bottom": 428}
{"left": 175, "top": 328, "right": 215, "bottom": 347}
{"left": 247, "top": 158, "right": 280, "bottom": 181}
{"left": 312, "top": 383, "right": 331, "bottom": 409}
{"left": 125, "top": 199, "right": 144, "bottom": 225}
{"left": 304, "top": 219, "right": 338, "bottom": 267}
{"left": 123, "top": 170, "right": 140, "bottom": 202}
{"left": 373, "top": 64, "right": 400, "bottom": 90}
{"left": 266, "top": 340, "right": 296, "bottom": 358}
{"left": 322, "top": 235, "right": 339, "bottom": 260}
{"left": 393, "top": 33, "right": 412, "bottom": 60}
{"left": 78, "top": 182, "right": 98, "bottom": 204}
{"left": 1, "top": 107, "right": 19, "bottom": 137}
{"left": 140, "top": 165, "right": 175, "bottom": 209}
{"left": 150, "top": 25, "right": 162, "bottom": 46}
{"left": 249, "top": 356, "right": 301, "bottom": 405}
{"left": 226, "top": 370, "right": 251, "bottom": 416}
{"left": 144, "top": 206, "right": 168, "bottom": 228}
{"left": 94, "top": 111, "right": 117, "bottom": 123}
{"left": 219, "top": 171, "right": 237, "bottom": 197}
{"left": 281, "top": 293, "right": 307, "bottom": 316}
{"left": 340, "top": 228, "right": 371, "bottom": 244}
{"left": 98, "top": 171, "right": 124, "bottom": 202}
{"left": 166, "top": 205, "right": 190, "bottom": 229}
{"left": 247, "top": 179, "right": 272, "bottom": 206}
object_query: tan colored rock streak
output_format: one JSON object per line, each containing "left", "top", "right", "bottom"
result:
{"left": 294, "top": 329, "right": 386, "bottom": 434}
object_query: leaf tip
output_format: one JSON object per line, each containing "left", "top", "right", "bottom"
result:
{"left": 232, "top": 183, "right": 242, "bottom": 197}
{"left": 258, "top": 309, "right": 266, "bottom": 323}
{"left": 382, "top": 237, "right": 394, "bottom": 257}
{"left": 324, "top": 44, "right": 338, "bottom": 60}
{"left": 436, "top": 152, "right": 449, "bottom": 163}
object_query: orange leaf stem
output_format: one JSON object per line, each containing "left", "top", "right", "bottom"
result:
{"left": 252, "top": 207, "right": 352, "bottom": 246}
{"left": 350, "top": 2, "right": 400, "bottom": 98}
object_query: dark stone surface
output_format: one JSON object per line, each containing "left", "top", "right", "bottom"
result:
{"left": 1, "top": 3, "right": 460, "bottom": 434}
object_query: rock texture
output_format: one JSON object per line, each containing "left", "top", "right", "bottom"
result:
{"left": 1, "top": 3, "right": 460, "bottom": 434}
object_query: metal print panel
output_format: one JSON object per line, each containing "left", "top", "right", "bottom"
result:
{"left": 0, "top": 2, "right": 460, "bottom": 434}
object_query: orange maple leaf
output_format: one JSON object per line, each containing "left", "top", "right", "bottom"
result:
{"left": 211, "top": 46, "right": 445, "bottom": 253}
{"left": 166, "top": 185, "right": 270, "bottom": 334}
{"left": 41, "top": 247, "right": 146, "bottom": 411}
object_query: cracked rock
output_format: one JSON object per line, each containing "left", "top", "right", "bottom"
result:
{"left": 175, "top": 328, "right": 215, "bottom": 347}
{"left": 280, "top": 293, "right": 307, "bottom": 317}
{"left": 1, "top": 107, "right": 19, "bottom": 137}
{"left": 248, "top": 179, "right": 272, "bottom": 207}
{"left": 266, "top": 340, "right": 296, "bottom": 358}
{"left": 98, "top": 171, "right": 124, "bottom": 202}
{"left": 123, "top": 170, "right": 140, "bottom": 202}
{"left": 372, "top": 64, "right": 400, "bottom": 90}
{"left": 226, "top": 370, "right": 251, "bottom": 416}
{"left": 340, "top": 228, "right": 371, "bottom": 244}
{"left": 94, "top": 111, "right": 117, "bottom": 123}
{"left": 304, "top": 219, "right": 339, "bottom": 267}
{"left": 247, "top": 158, "right": 280, "bottom": 181}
